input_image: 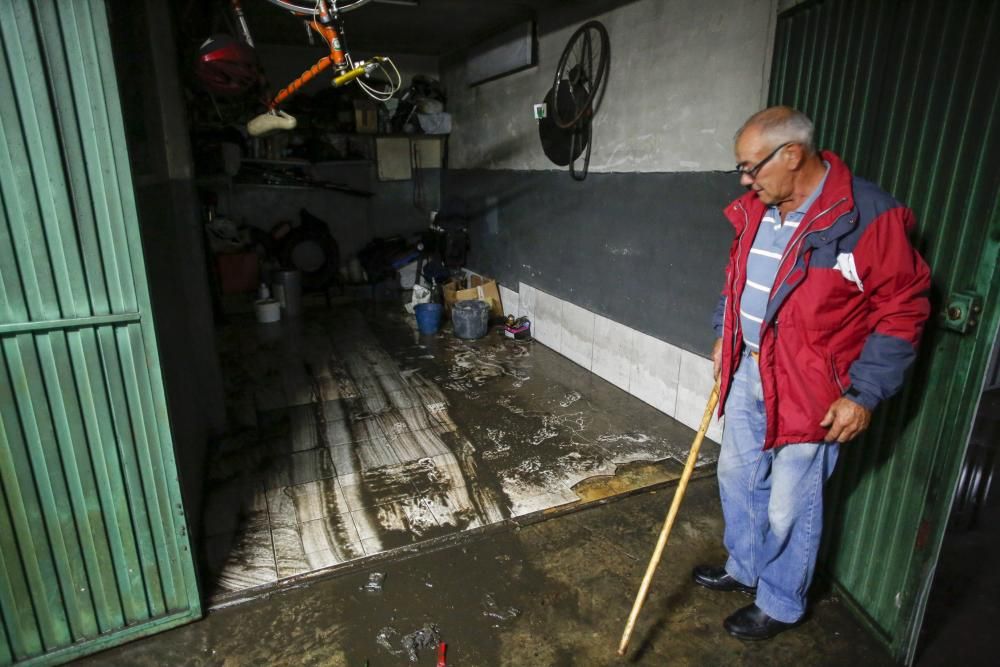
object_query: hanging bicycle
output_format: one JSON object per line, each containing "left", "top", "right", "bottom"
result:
{"left": 245, "top": 0, "right": 403, "bottom": 135}
{"left": 538, "top": 20, "right": 610, "bottom": 181}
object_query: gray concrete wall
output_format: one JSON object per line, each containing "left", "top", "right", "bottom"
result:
{"left": 441, "top": 0, "right": 777, "bottom": 356}
{"left": 444, "top": 0, "right": 777, "bottom": 172}
{"left": 444, "top": 169, "right": 742, "bottom": 356}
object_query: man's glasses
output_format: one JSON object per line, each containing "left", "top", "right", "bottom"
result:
{"left": 731, "top": 141, "right": 793, "bottom": 180}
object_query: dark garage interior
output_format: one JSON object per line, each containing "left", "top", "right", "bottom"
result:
{"left": 0, "top": 0, "right": 998, "bottom": 665}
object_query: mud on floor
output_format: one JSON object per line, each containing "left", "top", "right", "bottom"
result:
{"left": 202, "top": 305, "right": 719, "bottom": 603}
{"left": 84, "top": 479, "right": 892, "bottom": 667}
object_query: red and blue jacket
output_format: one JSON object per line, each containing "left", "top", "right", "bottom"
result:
{"left": 712, "top": 151, "right": 931, "bottom": 448}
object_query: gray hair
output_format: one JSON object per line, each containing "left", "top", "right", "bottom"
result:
{"left": 735, "top": 106, "right": 816, "bottom": 154}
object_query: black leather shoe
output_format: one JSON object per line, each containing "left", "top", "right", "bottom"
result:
{"left": 692, "top": 565, "right": 756, "bottom": 595}
{"left": 724, "top": 603, "right": 801, "bottom": 640}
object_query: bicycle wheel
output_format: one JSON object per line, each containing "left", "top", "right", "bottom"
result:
{"left": 568, "top": 122, "right": 593, "bottom": 181}
{"left": 551, "top": 20, "right": 610, "bottom": 129}
{"left": 539, "top": 85, "right": 590, "bottom": 167}
{"left": 263, "top": 0, "right": 374, "bottom": 15}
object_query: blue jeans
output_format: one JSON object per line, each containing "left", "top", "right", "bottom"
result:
{"left": 717, "top": 352, "right": 840, "bottom": 623}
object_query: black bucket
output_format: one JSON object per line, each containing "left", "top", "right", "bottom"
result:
{"left": 452, "top": 300, "right": 490, "bottom": 339}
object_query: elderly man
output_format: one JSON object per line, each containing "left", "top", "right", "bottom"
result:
{"left": 695, "top": 106, "right": 931, "bottom": 639}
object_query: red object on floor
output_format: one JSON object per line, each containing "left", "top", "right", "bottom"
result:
{"left": 437, "top": 642, "right": 447, "bottom": 667}
{"left": 215, "top": 251, "right": 259, "bottom": 294}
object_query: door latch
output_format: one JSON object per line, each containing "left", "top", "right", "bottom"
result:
{"left": 940, "top": 291, "right": 983, "bottom": 334}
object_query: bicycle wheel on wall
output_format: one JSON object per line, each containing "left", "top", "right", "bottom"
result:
{"left": 539, "top": 84, "right": 590, "bottom": 166}
{"left": 551, "top": 20, "right": 610, "bottom": 129}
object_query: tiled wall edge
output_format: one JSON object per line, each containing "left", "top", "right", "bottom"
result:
{"left": 496, "top": 280, "right": 723, "bottom": 444}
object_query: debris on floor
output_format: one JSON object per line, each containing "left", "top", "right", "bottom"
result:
{"left": 376, "top": 622, "right": 443, "bottom": 662}
{"left": 360, "top": 571, "right": 386, "bottom": 593}
{"left": 559, "top": 391, "right": 582, "bottom": 407}
{"left": 482, "top": 593, "right": 520, "bottom": 623}
{"left": 375, "top": 626, "right": 401, "bottom": 655}
{"left": 401, "top": 623, "right": 442, "bottom": 662}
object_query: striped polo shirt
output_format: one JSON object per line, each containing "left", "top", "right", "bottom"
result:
{"left": 740, "top": 164, "right": 829, "bottom": 350}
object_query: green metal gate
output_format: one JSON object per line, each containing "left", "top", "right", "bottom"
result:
{"left": 0, "top": 1, "right": 201, "bottom": 664}
{"left": 770, "top": 0, "right": 1000, "bottom": 662}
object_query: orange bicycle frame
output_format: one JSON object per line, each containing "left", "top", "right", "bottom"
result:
{"left": 268, "top": 1, "right": 348, "bottom": 110}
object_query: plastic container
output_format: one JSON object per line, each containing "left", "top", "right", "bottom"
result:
{"left": 399, "top": 260, "right": 419, "bottom": 289}
{"left": 348, "top": 257, "right": 364, "bottom": 283}
{"left": 414, "top": 303, "right": 444, "bottom": 335}
{"left": 254, "top": 299, "right": 281, "bottom": 323}
{"left": 452, "top": 300, "right": 489, "bottom": 340}
{"left": 275, "top": 269, "right": 302, "bottom": 317}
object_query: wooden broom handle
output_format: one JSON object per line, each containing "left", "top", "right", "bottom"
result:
{"left": 617, "top": 382, "right": 720, "bottom": 656}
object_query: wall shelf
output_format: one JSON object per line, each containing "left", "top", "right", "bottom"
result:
{"left": 242, "top": 158, "right": 372, "bottom": 166}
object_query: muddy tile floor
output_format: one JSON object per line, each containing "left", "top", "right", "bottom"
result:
{"left": 203, "top": 304, "right": 717, "bottom": 604}
{"left": 84, "top": 476, "right": 892, "bottom": 666}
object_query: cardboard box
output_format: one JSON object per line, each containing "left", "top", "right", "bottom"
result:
{"left": 442, "top": 278, "right": 460, "bottom": 313}
{"left": 455, "top": 275, "right": 504, "bottom": 320}
{"left": 354, "top": 100, "right": 378, "bottom": 134}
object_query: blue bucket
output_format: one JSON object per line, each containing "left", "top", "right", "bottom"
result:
{"left": 414, "top": 303, "right": 444, "bottom": 335}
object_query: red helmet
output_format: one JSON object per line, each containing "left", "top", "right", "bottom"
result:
{"left": 194, "top": 34, "right": 259, "bottom": 96}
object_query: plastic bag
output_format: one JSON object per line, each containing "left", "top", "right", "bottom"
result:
{"left": 404, "top": 284, "right": 433, "bottom": 314}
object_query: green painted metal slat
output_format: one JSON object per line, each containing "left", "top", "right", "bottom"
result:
{"left": 0, "top": 418, "right": 45, "bottom": 660}
{"left": 847, "top": 1, "right": 890, "bottom": 170}
{"left": 4, "top": 334, "right": 98, "bottom": 642}
{"left": 32, "top": 1, "right": 111, "bottom": 318}
{"left": 35, "top": 331, "right": 123, "bottom": 632}
{"left": 114, "top": 325, "right": 182, "bottom": 610}
{"left": 0, "top": 615, "right": 12, "bottom": 666}
{"left": 770, "top": 0, "right": 1000, "bottom": 661}
{"left": 94, "top": 325, "right": 168, "bottom": 618}
{"left": 880, "top": 3, "right": 939, "bottom": 205}
{"left": 0, "top": 1, "right": 201, "bottom": 662}
{"left": 0, "top": 339, "right": 74, "bottom": 651}
{"left": 69, "top": 1, "right": 139, "bottom": 314}
{"left": 0, "top": 35, "right": 56, "bottom": 323}
{"left": 68, "top": 327, "right": 150, "bottom": 624}
{"left": 0, "top": 313, "right": 141, "bottom": 336}
{"left": 822, "top": 0, "right": 853, "bottom": 157}
{"left": 4, "top": 2, "right": 88, "bottom": 321}
{"left": 0, "top": 191, "right": 28, "bottom": 324}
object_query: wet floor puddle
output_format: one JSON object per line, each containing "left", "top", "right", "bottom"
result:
{"left": 203, "top": 306, "right": 717, "bottom": 604}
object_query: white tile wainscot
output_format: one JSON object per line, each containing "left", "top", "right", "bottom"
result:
{"left": 629, "top": 329, "right": 683, "bottom": 416}
{"left": 592, "top": 314, "right": 633, "bottom": 392}
{"left": 561, "top": 299, "right": 596, "bottom": 370}
{"left": 509, "top": 281, "right": 723, "bottom": 444}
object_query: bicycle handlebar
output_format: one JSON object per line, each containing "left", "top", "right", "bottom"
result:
{"left": 262, "top": 0, "right": 375, "bottom": 15}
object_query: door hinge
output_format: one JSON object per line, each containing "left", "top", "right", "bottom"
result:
{"left": 940, "top": 291, "right": 982, "bottom": 334}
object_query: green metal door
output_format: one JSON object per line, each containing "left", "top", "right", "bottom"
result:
{"left": 0, "top": 1, "right": 201, "bottom": 664}
{"left": 770, "top": 0, "right": 1000, "bottom": 662}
